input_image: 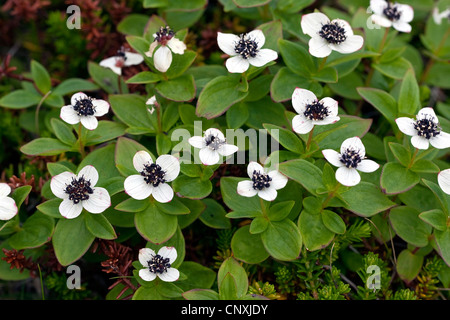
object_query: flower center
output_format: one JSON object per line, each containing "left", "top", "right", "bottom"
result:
{"left": 319, "top": 22, "right": 347, "bottom": 44}
{"left": 340, "top": 149, "right": 362, "bottom": 169}
{"left": 73, "top": 97, "right": 95, "bottom": 117}
{"left": 155, "top": 26, "right": 174, "bottom": 45}
{"left": 383, "top": 3, "right": 401, "bottom": 21}
{"left": 205, "top": 134, "right": 225, "bottom": 151}
{"left": 303, "top": 100, "right": 329, "bottom": 121}
{"left": 414, "top": 117, "right": 440, "bottom": 140}
{"left": 140, "top": 163, "right": 166, "bottom": 187}
{"left": 64, "top": 177, "right": 94, "bottom": 204}
{"left": 234, "top": 34, "right": 259, "bottom": 59}
{"left": 147, "top": 254, "right": 171, "bottom": 274}
{"left": 252, "top": 170, "right": 272, "bottom": 190}
{"left": 114, "top": 49, "right": 127, "bottom": 67}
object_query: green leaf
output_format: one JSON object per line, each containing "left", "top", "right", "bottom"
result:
{"left": 199, "top": 198, "right": 231, "bottom": 229}
{"left": 226, "top": 102, "right": 249, "bottom": 129}
{"left": 435, "top": 228, "right": 450, "bottom": 266}
{"left": 410, "top": 159, "right": 440, "bottom": 173}
{"left": 380, "top": 163, "right": 420, "bottom": 195}
{"left": 231, "top": 225, "right": 269, "bottom": 264}
{"left": 53, "top": 78, "right": 99, "bottom": 96}
{"left": 233, "top": 0, "right": 270, "bottom": 7}
{"left": 278, "top": 159, "right": 325, "bottom": 196}
{"left": 183, "top": 289, "right": 219, "bottom": 300}
{"left": 298, "top": 209, "right": 334, "bottom": 251}
{"left": 172, "top": 175, "right": 212, "bottom": 199}
{"left": 321, "top": 210, "right": 346, "bottom": 234}
{"left": 10, "top": 186, "right": 32, "bottom": 210}
{"left": 8, "top": 212, "right": 54, "bottom": 250}
{"left": 389, "top": 206, "right": 432, "bottom": 247}
{"left": 84, "top": 121, "right": 126, "bottom": 146}
{"left": 311, "top": 67, "right": 338, "bottom": 83}
{"left": 177, "top": 261, "right": 216, "bottom": 292}
{"left": 20, "top": 138, "right": 72, "bottom": 156}
{"left": 155, "top": 74, "right": 196, "bottom": 102}
{"left": 125, "top": 71, "right": 161, "bottom": 84}
{"left": 217, "top": 257, "right": 248, "bottom": 298}
{"left": 250, "top": 217, "right": 269, "bottom": 234}
{"left": 389, "top": 142, "right": 411, "bottom": 167}
{"left": 244, "top": 97, "right": 290, "bottom": 129}
{"left": 109, "top": 94, "right": 155, "bottom": 133}
{"left": 88, "top": 61, "right": 127, "bottom": 94}
{"left": 257, "top": 20, "right": 283, "bottom": 51}
{"left": 260, "top": 219, "right": 302, "bottom": 261}
{"left": 422, "top": 179, "right": 449, "bottom": 215}
{"left": 396, "top": 249, "right": 423, "bottom": 282}
{"left": 143, "top": 0, "right": 168, "bottom": 8}
{"left": 31, "top": 60, "right": 52, "bottom": 93}
{"left": 372, "top": 57, "right": 412, "bottom": 80}
{"left": 52, "top": 214, "right": 96, "bottom": 266}
{"left": 115, "top": 137, "right": 154, "bottom": 177}
{"left": 267, "top": 201, "right": 295, "bottom": 222}
{"left": 0, "top": 90, "right": 42, "bottom": 109}
{"left": 117, "top": 13, "right": 150, "bottom": 36}
{"left": 84, "top": 213, "right": 117, "bottom": 240}
{"left": 339, "top": 182, "right": 396, "bottom": 217}
{"left": 155, "top": 198, "right": 190, "bottom": 215}
{"left": 425, "top": 62, "right": 450, "bottom": 89}
{"left": 196, "top": 75, "right": 248, "bottom": 119}
{"left": 219, "top": 273, "right": 238, "bottom": 300}
{"left": 51, "top": 118, "right": 77, "bottom": 145}
{"left": 115, "top": 197, "right": 150, "bottom": 213}
{"left": 156, "top": 281, "right": 184, "bottom": 299}
{"left": 220, "top": 177, "right": 261, "bottom": 213}
{"left": 177, "top": 198, "right": 206, "bottom": 229}
{"left": 135, "top": 203, "right": 177, "bottom": 244}
{"left": 37, "top": 198, "right": 63, "bottom": 218}
{"left": 263, "top": 123, "right": 304, "bottom": 154}
{"left": 278, "top": 39, "right": 315, "bottom": 77}
{"left": 165, "top": 50, "right": 197, "bottom": 79}
{"left": 419, "top": 209, "right": 447, "bottom": 231}
{"left": 398, "top": 69, "right": 420, "bottom": 116}
{"left": 357, "top": 87, "right": 397, "bottom": 124}
{"left": 146, "top": 226, "right": 185, "bottom": 268}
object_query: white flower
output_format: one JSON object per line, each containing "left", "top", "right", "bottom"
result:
{"left": 291, "top": 88, "right": 340, "bottom": 134}
{"left": 146, "top": 96, "right": 158, "bottom": 114}
{"left": 301, "top": 12, "right": 364, "bottom": 58}
{"left": 138, "top": 247, "right": 179, "bottom": 282}
{"left": 396, "top": 107, "right": 450, "bottom": 150}
{"left": 145, "top": 26, "right": 186, "bottom": 73}
{"left": 217, "top": 29, "right": 278, "bottom": 73}
{"left": 188, "top": 128, "right": 239, "bottom": 166}
{"left": 322, "top": 137, "right": 379, "bottom": 187}
{"left": 50, "top": 165, "right": 111, "bottom": 219}
{"left": 60, "top": 92, "right": 109, "bottom": 130}
{"left": 0, "top": 183, "right": 17, "bottom": 221}
{"left": 99, "top": 48, "right": 144, "bottom": 75}
{"left": 237, "top": 162, "right": 288, "bottom": 201}
{"left": 438, "top": 169, "right": 450, "bottom": 195}
{"left": 124, "top": 151, "right": 180, "bottom": 203}
{"left": 432, "top": 7, "right": 450, "bottom": 25}
{"left": 369, "top": 0, "right": 414, "bottom": 33}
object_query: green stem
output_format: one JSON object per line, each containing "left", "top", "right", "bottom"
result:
{"left": 305, "top": 127, "right": 315, "bottom": 152}
{"left": 259, "top": 197, "right": 267, "bottom": 218}
{"left": 321, "top": 183, "right": 341, "bottom": 211}
{"left": 156, "top": 103, "right": 162, "bottom": 133}
{"left": 419, "top": 26, "right": 450, "bottom": 85}
{"left": 407, "top": 148, "right": 419, "bottom": 169}
{"left": 38, "top": 264, "right": 45, "bottom": 300}
{"left": 318, "top": 56, "right": 328, "bottom": 71}
{"left": 77, "top": 122, "right": 86, "bottom": 159}
{"left": 117, "top": 75, "right": 123, "bottom": 94}
{"left": 35, "top": 90, "right": 52, "bottom": 136}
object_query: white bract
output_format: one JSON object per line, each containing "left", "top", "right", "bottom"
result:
{"left": 124, "top": 151, "right": 180, "bottom": 203}
{"left": 99, "top": 49, "right": 144, "bottom": 75}
{"left": 138, "top": 247, "right": 179, "bottom": 282}
{"left": 322, "top": 137, "right": 379, "bottom": 187}
{"left": 438, "top": 169, "right": 450, "bottom": 195}
{"left": 146, "top": 95, "right": 158, "bottom": 114}
{"left": 370, "top": 0, "right": 414, "bottom": 32}
{"left": 237, "top": 162, "right": 288, "bottom": 201}
{"left": 188, "top": 128, "right": 239, "bottom": 166}
{"left": 60, "top": 92, "right": 109, "bottom": 130}
{"left": 301, "top": 12, "right": 364, "bottom": 58}
{"left": 0, "top": 183, "right": 17, "bottom": 221}
{"left": 217, "top": 29, "right": 278, "bottom": 73}
{"left": 145, "top": 26, "right": 186, "bottom": 73}
{"left": 50, "top": 165, "right": 111, "bottom": 219}
{"left": 396, "top": 107, "right": 450, "bottom": 150}
{"left": 432, "top": 7, "right": 450, "bottom": 25}
{"left": 291, "top": 88, "right": 340, "bottom": 134}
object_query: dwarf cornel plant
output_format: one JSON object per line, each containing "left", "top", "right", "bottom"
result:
{"left": 0, "top": 0, "right": 449, "bottom": 301}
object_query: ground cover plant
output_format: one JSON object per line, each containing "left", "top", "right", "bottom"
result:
{"left": 0, "top": 0, "right": 449, "bottom": 301}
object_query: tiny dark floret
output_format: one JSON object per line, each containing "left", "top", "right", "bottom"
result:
{"left": 383, "top": 2, "right": 402, "bottom": 21}
{"left": 252, "top": 170, "right": 272, "bottom": 190}
{"left": 234, "top": 34, "right": 259, "bottom": 59}
{"left": 303, "top": 100, "right": 330, "bottom": 121}
{"left": 148, "top": 254, "right": 171, "bottom": 274}
{"left": 319, "top": 22, "right": 347, "bottom": 44}
{"left": 414, "top": 117, "right": 440, "bottom": 140}
{"left": 205, "top": 134, "right": 225, "bottom": 151}
{"left": 65, "top": 176, "right": 94, "bottom": 204}
{"left": 155, "top": 26, "right": 174, "bottom": 45}
{"left": 73, "top": 97, "right": 95, "bottom": 116}
{"left": 340, "top": 149, "right": 362, "bottom": 169}
{"left": 141, "top": 163, "right": 166, "bottom": 187}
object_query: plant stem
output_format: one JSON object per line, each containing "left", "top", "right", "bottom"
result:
{"left": 77, "top": 122, "right": 85, "bottom": 159}
{"left": 37, "top": 264, "right": 45, "bottom": 300}
{"left": 117, "top": 75, "right": 123, "bottom": 94}
{"left": 419, "top": 26, "right": 450, "bottom": 85}
{"left": 35, "top": 90, "right": 52, "bottom": 136}
{"left": 318, "top": 56, "right": 328, "bottom": 71}
{"left": 305, "top": 127, "right": 315, "bottom": 152}
{"left": 156, "top": 103, "right": 162, "bottom": 133}
{"left": 259, "top": 197, "right": 267, "bottom": 217}
{"left": 407, "top": 148, "right": 419, "bottom": 169}
{"left": 321, "top": 183, "right": 341, "bottom": 211}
